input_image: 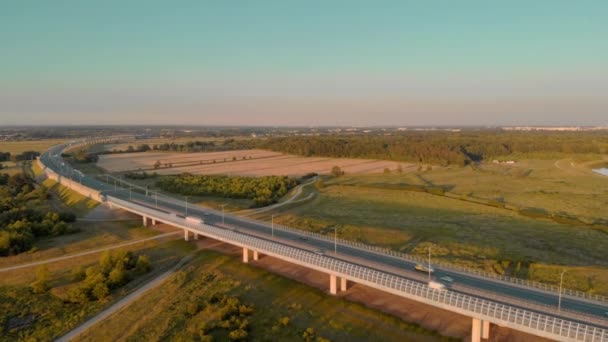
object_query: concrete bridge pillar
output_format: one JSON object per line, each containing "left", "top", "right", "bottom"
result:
{"left": 194, "top": 233, "right": 199, "bottom": 240}
{"left": 184, "top": 230, "right": 189, "bottom": 241}
{"left": 471, "top": 318, "right": 481, "bottom": 342}
{"left": 340, "top": 277, "right": 347, "bottom": 291}
{"left": 142, "top": 216, "right": 148, "bottom": 227}
{"left": 253, "top": 250, "right": 259, "bottom": 261}
{"left": 329, "top": 274, "right": 337, "bottom": 295}
{"left": 481, "top": 320, "right": 490, "bottom": 339}
{"left": 151, "top": 219, "right": 156, "bottom": 225}
{"left": 243, "top": 248, "right": 249, "bottom": 263}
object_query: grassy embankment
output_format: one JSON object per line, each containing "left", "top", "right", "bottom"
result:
{"left": 0, "top": 239, "right": 194, "bottom": 341}
{"left": 255, "top": 158, "right": 608, "bottom": 295}
{"left": 74, "top": 249, "right": 454, "bottom": 342}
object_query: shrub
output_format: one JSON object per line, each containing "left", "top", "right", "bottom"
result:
{"left": 135, "top": 255, "right": 152, "bottom": 274}
{"left": 228, "top": 329, "right": 248, "bottom": 341}
{"left": 331, "top": 166, "right": 344, "bottom": 177}
{"left": 92, "top": 282, "right": 109, "bottom": 300}
{"left": 30, "top": 266, "right": 50, "bottom": 294}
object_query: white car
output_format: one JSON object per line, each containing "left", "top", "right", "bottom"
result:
{"left": 415, "top": 264, "right": 434, "bottom": 273}
{"left": 314, "top": 249, "right": 325, "bottom": 256}
{"left": 440, "top": 276, "right": 454, "bottom": 283}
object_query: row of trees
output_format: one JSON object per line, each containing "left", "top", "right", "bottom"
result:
{"left": 0, "top": 173, "right": 76, "bottom": 256}
{"left": 156, "top": 174, "right": 298, "bottom": 207}
{"left": 102, "top": 139, "right": 254, "bottom": 155}
{"left": 259, "top": 132, "right": 608, "bottom": 166}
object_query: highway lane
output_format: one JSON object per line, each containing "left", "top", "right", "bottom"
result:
{"left": 40, "top": 146, "right": 608, "bottom": 325}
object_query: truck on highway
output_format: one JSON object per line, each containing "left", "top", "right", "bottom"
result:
{"left": 415, "top": 264, "right": 434, "bottom": 273}
{"left": 428, "top": 281, "right": 446, "bottom": 291}
{"left": 186, "top": 216, "right": 203, "bottom": 224}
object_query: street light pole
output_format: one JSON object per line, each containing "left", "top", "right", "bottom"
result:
{"left": 272, "top": 214, "right": 275, "bottom": 238}
{"left": 558, "top": 270, "right": 566, "bottom": 311}
{"left": 185, "top": 196, "right": 189, "bottom": 216}
{"left": 221, "top": 204, "right": 226, "bottom": 224}
{"left": 428, "top": 246, "right": 432, "bottom": 282}
{"left": 155, "top": 192, "right": 158, "bottom": 208}
{"left": 334, "top": 226, "right": 337, "bottom": 253}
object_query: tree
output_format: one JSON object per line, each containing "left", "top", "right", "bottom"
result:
{"left": 30, "top": 265, "right": 50, "bottom": 293}
{"left": 108, "top": 264, "right": 127, "bottom": 288}
{"left": 154, "top": 160, "right": 162, "bottom": 169}
{"left": 135, "top": 254, "right": 151, "bottom": 274}
{"left": 99, "top": 250, "right": 113, "bottom": 273}
{"left": 92, "top": 282, "right": 109, "bottom": 300}
{"left": 397, "top": 164, "right": 403, "bottom": 173}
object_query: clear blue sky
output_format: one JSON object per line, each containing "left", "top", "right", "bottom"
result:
{"left": 1, "top": 1, "right": 607, "bottom": 126}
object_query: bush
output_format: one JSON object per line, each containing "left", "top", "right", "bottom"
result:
{"left": 135, "top": 255, "right": 152, "bottom": 274}
{"left": 30, "top": 266, "right": 50, "bottom": 294}
{"left": 228, "top": 329, "right": 248, "bottom": 341}
{"left": 331, "top": 166, "right": 344, "bottom": 177}
{"left": 92, "top": 282, "right": 109, "bottom": 300}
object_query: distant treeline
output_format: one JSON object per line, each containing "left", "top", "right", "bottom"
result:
{"left": 259, "top": 132, "right": 608, "bottom": 166}
{"left": 0, "top": 172, "right": 76, "bottom": 256}
{"left": 102, "top": 139, "right": 252, "bottom": 155}
{"left": 88, "top": 131, "right": 608, "bottom": 167}
{"left": 156, "top": 174, "right": 298, "bottom": 207}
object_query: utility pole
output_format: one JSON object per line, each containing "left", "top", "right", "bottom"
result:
{"left": 185, "top": 196, "right": 190, "bottom": 216}
{"left": 558, "top": 270, "right": 566, "bottom": 311}
{"left": 155, "top": 192, "right": 158, "bottom": 208}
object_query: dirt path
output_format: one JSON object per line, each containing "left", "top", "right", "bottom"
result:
{"left": 237, "top": 176, "right": 317, "bottom": 216}
{"left": 0, "top": 232, "right": 180, "bottom": 273}
{"left": 56, "top": 254, "right": 193, "bottom": 342}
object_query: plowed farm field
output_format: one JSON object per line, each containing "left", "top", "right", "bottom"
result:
{"left": 97, "top": 149, "right": 414, "bottom": 177}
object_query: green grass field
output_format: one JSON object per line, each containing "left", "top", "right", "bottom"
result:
{"left": 0, "top": 139, "right": 65, "bottom": 155}
{"left": 256, "top": 157, "right": 608, "bottom": 295}
{"left": 74, "top": 249, "right": 454, "bottom": 342}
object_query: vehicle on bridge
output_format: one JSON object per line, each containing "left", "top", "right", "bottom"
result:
{"left": 315, "top": 248, "right": 326, "bottom": 256}
{"left": 415, "top": 264, "right": 434, "bottom": 273}
{"left": 440, "top": 276, "right": 454, "bottom": 283}
{"left": 186, "top": 216, "right": 203, "bottom": 224}
{"left": 428, "top": 281, "right": 446, "bottom": 291}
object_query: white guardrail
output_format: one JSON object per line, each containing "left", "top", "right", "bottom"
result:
{"left": 39, "top": 140, "right": 608, "bottom": 342}
{"left": 107, "top": 196, "right": 608, "bottom": 342}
